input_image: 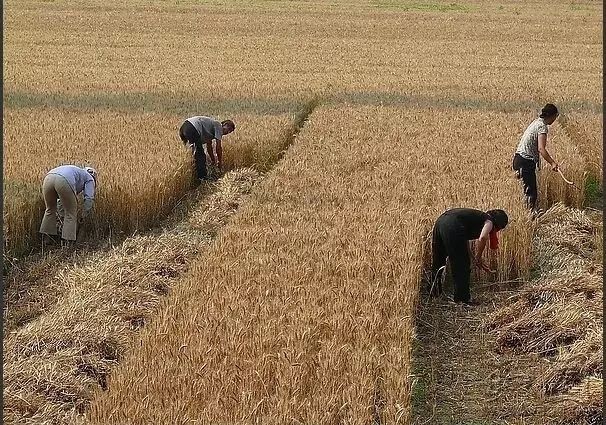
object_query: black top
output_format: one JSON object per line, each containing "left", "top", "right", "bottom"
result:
{"left": 439, "top": 208, "right": 492, "bottom": 240}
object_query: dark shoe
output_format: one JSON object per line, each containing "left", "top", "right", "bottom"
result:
{"left": 458, "top": 299, "right": 480, "bottom": 307}
{"left": 61, "top": 239, "right": 76, "bottom": 249}
{"left": 42, "top": 233, "right": 59, "bottom": 246}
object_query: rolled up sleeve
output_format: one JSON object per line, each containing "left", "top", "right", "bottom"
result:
{"left": 538, "top": 122, "right": 548, "bottom": 135}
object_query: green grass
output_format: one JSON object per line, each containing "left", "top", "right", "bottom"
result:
{"left": 4, "top": 91, "right": 300, "bottom": 116}
{"left": 584, "top": 174, "right": 602, "bottom": 206}
{"left": 7, "top": 90, "right": 603, "bottom": 116}
{"left": 411, "top": 374, "right": 428, "bottom": 412}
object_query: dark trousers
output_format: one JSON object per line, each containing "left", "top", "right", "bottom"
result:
{"left": 512, "top": 153, "right": 538, "bottom": 210}
{"left": 430, "top": 216, "right": 471, "bottom": 302}
{"left": 179, "top": 121, "right": 207, "bottom": 179}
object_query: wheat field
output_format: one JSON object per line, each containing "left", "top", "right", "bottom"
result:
{"left": 3, "top": 0, "right": 602, "bottom": 423}
{"left": 4, "top": 0, "right": 600, "bottom": 257}
{"left": 85, "top": 102, "right": 588, "bottom": 423}
{"left": 3, "top": 109, "right": 297, "bottom": 255}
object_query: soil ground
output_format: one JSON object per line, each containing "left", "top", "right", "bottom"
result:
{"left": 412, "top": 281, "right": 553, "bottom": 425}
{"left": 412, "top": 198, "right": 603, "bottom": 425}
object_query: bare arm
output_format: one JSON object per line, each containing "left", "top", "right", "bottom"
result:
{"left": 474, "top": 220, "right": 493, "bottom": 271}
{"left": 538, "top": 134, "right": 558, "bottom": 171}
{"left": 215, "top": 140, "right": 222, "bottom": 169}
{"left": 206, "top": 141, "right": 215, "bottom": 165}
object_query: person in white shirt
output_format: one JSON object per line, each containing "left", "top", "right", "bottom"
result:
{"left": 179, "top": 116, "right": 235, "bottom": 180}
{"left": 512, "top": 104, "right": 560, "bottom": 212}
{"left": 39, "top": 165, "right": 97, "bottom": 245}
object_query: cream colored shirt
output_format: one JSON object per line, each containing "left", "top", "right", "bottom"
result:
{"left": 515, "top": 118, "right": 549, "bottom": 166}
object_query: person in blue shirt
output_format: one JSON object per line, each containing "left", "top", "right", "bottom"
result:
{"left": 39, "top": 165, "right": 97, "bottom": 246}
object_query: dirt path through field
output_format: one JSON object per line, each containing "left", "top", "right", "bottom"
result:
{"left": 412, "top": 284, "right": 549, "bottom": 424}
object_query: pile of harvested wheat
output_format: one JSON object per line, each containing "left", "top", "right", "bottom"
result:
{"left": 3, "top": 169, "right": 260, "bottom": 425}
{"left": 487, "top": 203, "right": 603, "bottom": 425}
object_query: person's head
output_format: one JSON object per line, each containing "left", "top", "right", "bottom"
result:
{"left": 84, "top": 166, "right": 98, "bottom": 183}
{"left": 221, "top": 119, "right": 235, "bottom": 135}
{"left": 539, "top": 103, "right": 559, "bottom": 124}
{"left": 486, "top": 209, "right": 508, "bottom": 231}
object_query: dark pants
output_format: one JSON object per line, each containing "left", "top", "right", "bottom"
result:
{"left": 512, "top": 153, "right": 538, "bottom": 210}
{"left": 179, "top": 121, "right": 207, "bottom": 179}
{"left": 430, "top": 215, "right": 471, "bottom": 302}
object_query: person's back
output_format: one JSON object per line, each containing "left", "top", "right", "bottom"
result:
{"left": 439, "top": 208, "right": 490, "bottom": 240}
{"left": 48, "top": 165, "right": 95, "bottom": 195}
{"left": 186, "top": 116, "right": 223, "bottom": 141}
{"left": 515, "top": 117, "right": 549, "bottom": 167}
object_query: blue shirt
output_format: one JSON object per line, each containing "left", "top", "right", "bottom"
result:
{"left": 48, "top": 165, "right": 96, "bottom": 212}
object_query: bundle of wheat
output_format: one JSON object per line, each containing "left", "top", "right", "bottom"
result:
{"left": 487, "top": 204, "right": 602, "bottom": 422}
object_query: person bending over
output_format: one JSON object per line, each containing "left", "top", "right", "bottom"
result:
{"left": 430, "top": 208, "right": 509, "bottom": 305}
{"left": 39, "top": 164, "right": 97, "bottom": 247}
{"left": 179, "top": 115, "right": 235, "bottom": 181}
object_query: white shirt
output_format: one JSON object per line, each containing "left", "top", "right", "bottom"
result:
{"left": 516, "top": 118, "right": 549, "bottom": 166}
{"left": 186, "top": 116, "right": 223, "bottom": 141}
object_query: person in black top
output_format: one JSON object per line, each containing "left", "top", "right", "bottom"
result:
{"left": 429, "top": 208, "right": 509, "bottom": 304}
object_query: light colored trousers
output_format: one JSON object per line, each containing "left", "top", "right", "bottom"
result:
{"left": 39, "top": 173, "right": 78, "bottom": 241}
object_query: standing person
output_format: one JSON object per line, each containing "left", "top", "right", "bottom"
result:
{"left": 430, "top": 208, "right": 509, "bottom": 305}
{"left": 512, "top": 103, "right": 560, "bottom": 212}
{"left": 178, "top": 116, "right": 235, "bottom": 181}
{"left": 39, "top": 165, "right": 97, "bottom": 247}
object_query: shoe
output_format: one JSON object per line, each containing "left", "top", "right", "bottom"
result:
{"left": 61, "top": 239, "right": 76, "bottom": 249}
{"left": 42, "top": 233, "right": 59, "bottom": 246}
{"left": 458, "top": 299, "right": 480, "bottom": 307}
